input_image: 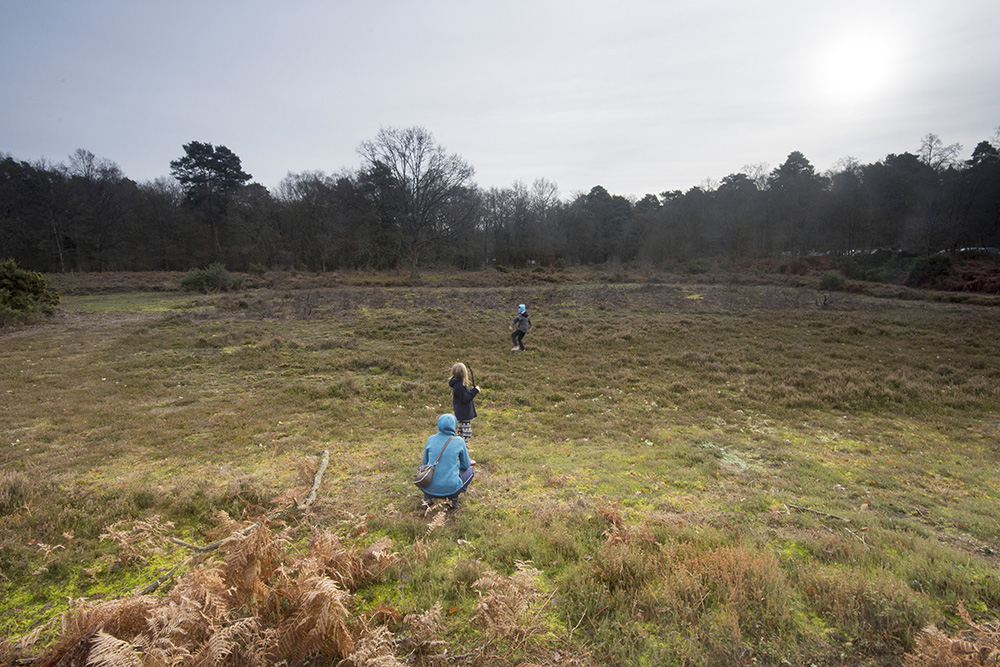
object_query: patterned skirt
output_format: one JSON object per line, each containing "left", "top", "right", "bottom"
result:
{"left": 456, "top": 420, "right": 473, "bottom": 441}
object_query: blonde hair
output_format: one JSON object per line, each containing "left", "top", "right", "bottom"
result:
{"left": 451, "top": 362, "right": 469, "bottom": 386}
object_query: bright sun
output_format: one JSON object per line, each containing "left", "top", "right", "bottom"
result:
{"left": 814, "top": 29, "right": 898, "bottom": 105}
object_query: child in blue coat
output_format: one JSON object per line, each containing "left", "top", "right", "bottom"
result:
{"left": 509, "top": 304, "right": 531, "bottom": 351}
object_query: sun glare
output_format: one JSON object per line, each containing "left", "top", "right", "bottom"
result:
{"left": 814, "top": 29, "right": 899, "bottom": 105}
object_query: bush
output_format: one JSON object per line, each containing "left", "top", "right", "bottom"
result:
{"left": 906, "top": 254, "right": 954, "bottom": 287}
{"left": 248, "top": 262, "right": 267, "bottom": 275}
{"left": 180, "top": 263, "right": 238, "bottom": 293}
{"left": 836, "top": 250, "right": 912, "bottom": 283}
{"left": 685, "top": 258, "right": 711, "bottom": 275}
{"left": 0, "top": 258, "right": 60, "bottom": 324}
{"left": 819, "top": 271, "right": 847, "bottom": 291}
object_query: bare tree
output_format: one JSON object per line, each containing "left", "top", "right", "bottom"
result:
{"left": 357, "top": 126, "right": 475, "bottom": 275}
{"left": 741, "top": 162, "right": 771, "bottom": 191}
{"left": 918, "top": 133, "right": 963, "bottom": 172}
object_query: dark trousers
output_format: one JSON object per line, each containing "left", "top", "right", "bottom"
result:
{"left": 511, "top": 330, "right": 526, "bottom": 350}
{"left": 424, "top": 467, "right": 475, "bottom": 502}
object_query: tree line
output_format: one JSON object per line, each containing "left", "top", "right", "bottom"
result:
{"left": 2, "top": 127, "right": 999, "bottom": 274}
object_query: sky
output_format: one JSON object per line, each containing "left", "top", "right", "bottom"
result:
{"left": 2, "top": 0, "right": 999, "bottom": 200}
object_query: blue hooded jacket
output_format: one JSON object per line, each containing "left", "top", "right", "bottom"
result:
{"left": 421, "top": 414, "right": 471, "bottom": 497}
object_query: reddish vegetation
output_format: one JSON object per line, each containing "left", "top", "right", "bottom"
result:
{"left": 931, "top": 259, "right": 1000, "bottom": 294}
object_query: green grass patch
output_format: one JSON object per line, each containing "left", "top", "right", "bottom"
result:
{"left": 2, "top": 279, "right": 1000, "bottom": 665}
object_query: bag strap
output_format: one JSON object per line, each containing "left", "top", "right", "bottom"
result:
{"left": 430, "top": 436, "right": 454, "bottom": 466}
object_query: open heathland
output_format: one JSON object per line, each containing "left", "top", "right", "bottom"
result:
{"left": 2, "top": 270, "right": 1000, "bottom": 666}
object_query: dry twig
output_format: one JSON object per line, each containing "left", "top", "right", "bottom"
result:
{"left": 785, "top": 503, "right": 852, "bottom": 523}
{"left": 144, "top": 450, "right": 330, "bottom": 593}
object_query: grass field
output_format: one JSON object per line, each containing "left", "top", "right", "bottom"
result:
{"left": 2, "top": 272, "right": 1000, "bottom": 665}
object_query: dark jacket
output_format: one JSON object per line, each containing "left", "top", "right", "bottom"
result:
{"left": 450, "top": 376, "right": 479, "bottom": 421}
{"left": 511, "top": 312, "right": 531, "bottom": 332}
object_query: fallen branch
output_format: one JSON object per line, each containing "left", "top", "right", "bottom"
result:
{"left": 568, "top": 610, "right": 587, "bottom": 643}
{"left": 843, "top": 527, "right": 870, "bottom": 549}
{"left": 144, "top": 502, "right": 296, "bottom": 594}
{"left": 785, "top": 503, "right": 851, "bottom": 523}
{"left": 167, "top": 505, "right": 292, "bottom": 554}
{"left": 298, "top": 449, "right": 330, "bottom": 511}
{"left": 139, "top": 554, "right": 198, "bottom": 594}
{"left": 141, "top": 450, "right": 330, "bottom": 593}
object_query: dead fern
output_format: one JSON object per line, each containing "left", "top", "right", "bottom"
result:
{"left": 472, "top": 560, "right": 545, "bottom": 641}
{"left": 271, "top": 575, "right": 353, "bottom": 663}
{"left": 86, "top": 630, "right": 142, "bottom": 667}
{"left": 189, "top": 617, "right": 260, "bottom": 667}
{"left": 29, "top": 597, "right": 157, "bottom": 667}
{"left": 218, "top": 521, "right": 286, "bottom": 607}
{"left": 906, "top": 602, "right": 1000, "bottom": 666}
{"left": 14, "top": 516, "right": 401, "bottom": 667}
{"left": 296, "top": 455, "right": 319, "bottom": 484}
{"left": 598, "top": 504, "right": 654, "bottom": 546}
{"left": 400, "top": 602, "right": 447, "bottom": 660}
{"left": 305, "top": 528, "right": 398, "bottom": 590}
{"left": 99, "top": 515, "right": 176, "bottom": 565}
{"left": 345, "top": 625, "right": 406, "bottom": 667}
{"left": 424, "top": 502, "right": 449, "bottom": 534}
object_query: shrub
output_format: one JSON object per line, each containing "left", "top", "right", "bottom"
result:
{"left": 0, "top": 258, "right": 60, "bottom": 324}
{"left": 180, "top": 262, "right": 237, "bottom": 293}
{"left": 819, "top": 271, "right": 847, "bottom": 291}
{"left": 906, "top": 254, "right": 954, "bottom": 287}
{"left": 685, "top": 258, "right": 711, "bottom": 274}
{"left": 248, "top": 262, "right": 267, "bottom": 275}
{"left": 836, "top": 250, "right": 912, "bottom": 283}
{"left": 552, "top": 257, "right": 567, "bottom": 271}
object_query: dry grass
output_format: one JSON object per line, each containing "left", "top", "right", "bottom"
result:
{"left": 2, "top": 517, "right": 404, "bottom": 666}
{"left": 2, "top": 272, "right": 1000, "bottom": 665}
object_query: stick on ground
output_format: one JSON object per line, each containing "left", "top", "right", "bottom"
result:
{"left": 785, "top": 503, "right": 852, "bottom": 523}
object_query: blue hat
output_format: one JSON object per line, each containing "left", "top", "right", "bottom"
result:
{"left": 519, "top": 304, "right": 526, "bottom": 313}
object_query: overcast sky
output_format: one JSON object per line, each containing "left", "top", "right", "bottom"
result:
{"left": 2, "top": 0, "right": 998, "bottom": 200}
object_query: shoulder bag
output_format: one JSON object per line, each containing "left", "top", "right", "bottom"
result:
{"left": 414, "top": 436, "right": 454, "bottom": 489}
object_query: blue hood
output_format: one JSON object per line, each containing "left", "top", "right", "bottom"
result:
{"left": 437, "top": 413, "right": 457, "bottom": 435}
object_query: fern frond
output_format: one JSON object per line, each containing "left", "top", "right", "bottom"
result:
{"left": 190, "top": 617, "right": 259, "bottom": 667}
{"left": 345, "top": 625, "right": 404, "bottom": 667}
{"left": 168, "top": 566, "right": 232, "bottom": 625}
{"left": 220, "top": 522, "right": 285, "bottom": 604}
{"left": 400, "top": 602, "right": 446, "bottom": 659}
{"left": 98, "top": 515, "right": 176, "bottom": 565}
{"left": 425, "top": 509, "right": 448, "bottom": 535}
{"left": 354, "top": 536, "right": 397, "bottom": 585}
{"left": 472, "top": 561, "right": 544, "bottom": 640}
{"left": 309, "top": 528, "right": 355, "bottom": 588}
{"left": 86, "top": 630, "right": 142, "bottom": 667}
{"left": 271, "top": 576, "right": 353, "bottom": 663}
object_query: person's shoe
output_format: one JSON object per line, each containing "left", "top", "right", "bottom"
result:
{"left": 511, "top": 346, "right": 519, "bottom": 351}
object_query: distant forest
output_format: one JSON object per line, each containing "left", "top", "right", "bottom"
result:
{"left": 2, "top": 127, "right": 999, "bottom": 275}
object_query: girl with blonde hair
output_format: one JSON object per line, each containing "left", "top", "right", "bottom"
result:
{"left": 449, "top": 362, "right": 481, "bottom": 444}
